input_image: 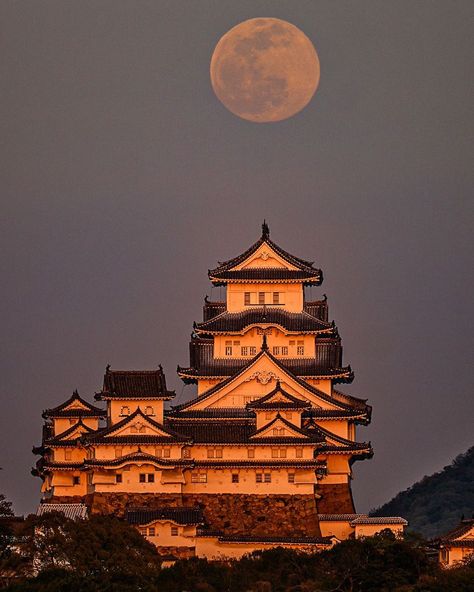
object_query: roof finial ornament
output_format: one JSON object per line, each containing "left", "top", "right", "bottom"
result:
{"left": 261, "top": 333, "right": 269, "bottom": 351}
{"left": 73, "top": 389, "right": 79, "bottom": 397}
{"left": 261, "top": 220, "right": 270, "bottom": 239}
{"left": 105, "top": 364, "right": 111, "bottom": 373}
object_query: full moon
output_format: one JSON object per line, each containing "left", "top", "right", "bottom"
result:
{"left": 210, "top": 18, "right": 320, "bottom": 123}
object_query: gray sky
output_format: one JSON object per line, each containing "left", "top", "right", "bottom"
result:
{"left": 1, "top": 1, "right": 473, "bottom": 516}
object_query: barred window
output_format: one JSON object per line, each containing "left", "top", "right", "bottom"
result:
{"left": 256, "top": 473, "right": 263, "bottom": 483}
{"left": 225, "top": 346, "right": 232, "bottom": 355}
{"left": 259, "top": 292, "right": 265, "bottom": 304}
{"left": 249, "top": 346, "right": 257, "bottom": 355}
{"left": 232, "top": 474, "right": 239, "bottom": 483}
{"left": 272, "top": 346, "right": 280, "bottom": 355}
{"left": 288, "top": 473, "right": 295, "bottom": 483}
{"left": 271, "top": 448, "right": 279, "bottom": 458}
{"left": 244, "top": 292, "right": 251, "bottom": 305}
{"left": 281, "top": 346, "right": 288, "bottom": 356}
{"left": 148, "top": 527, "right": 155, "bottom": 536}
{"left": 241, "top": 346, "right": 248, "bottom": 356}
{"left": 297, "top": 346, "right": 304, "bottom": 355}
{"left": 264, "top": 473, "right": 271, "bottom": 483}
{"left": 171, "top": 526, "right": 178, "bottom": 536}
{"left": 273, "top": 292, "right": 280, "bottom": 304}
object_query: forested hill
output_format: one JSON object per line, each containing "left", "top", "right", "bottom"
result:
{"left": 371, "top": 446, "right": 474, "bottom": 539}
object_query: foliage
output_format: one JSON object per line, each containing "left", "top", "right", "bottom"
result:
{"left": 371, "top": 445, "right": 474, "bottom": 538}
{"left": 3, "top": 516, "right": 474, "bottom": 591}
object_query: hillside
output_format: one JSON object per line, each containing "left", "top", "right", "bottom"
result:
{"left": 371, "top": 446, "right": 474, "bottom": 538}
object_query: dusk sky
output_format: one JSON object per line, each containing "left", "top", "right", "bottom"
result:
{"left": 1, "top": 1, "right": 473, "bottom": 515}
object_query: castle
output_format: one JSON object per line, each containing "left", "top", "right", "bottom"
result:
{"left": 33, "top": 224, "right": 406, "bottom": 558}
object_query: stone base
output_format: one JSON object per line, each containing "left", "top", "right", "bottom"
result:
{"left": 315, "top": 483, "right": 355, "bottom": 514}
{"left": 50, "top": 492, "right": 321, "bottom": 536}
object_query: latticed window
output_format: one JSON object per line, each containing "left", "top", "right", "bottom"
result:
{"left": 297, "top": 346, "right": 304, "bottom": 355}
{"left": 259, "top": 292, "right": 265, "bottom": 304}
{"left": 281, "top": 346, "right": 288, "bottom": 356}
{"left": 273, "top": 292, "right": 280, "bottom": 304}
{"left": 241, "top": 346, "right": 248, "bottom": 356}
{"left": 264, "top": 473, "right": 271, "bottom": 483}
{"left": 171, "top": 526, "right": 179, "bottom": 536}
{"left": 244, "top": 292, "right": 251, "bottom": 305}
{"left": 148, "top": 527, "right": 155, "bottom": 536}
{"left": 225, "top": 346, "right": 232, "bottom": 355}
{"left": 271, "top": 448, "right": 279, "bottom": 458}
{"left": 249, "top": 346, "right": 257, "bottom": 355}
{"left": 256, "top": 473, "right": 263, "bottom": 483}
{"left": 272, "top": 346, "right": 280, "bottom": 355}
{"left": 288, "top": 473, "right": 295, "bottom": 483}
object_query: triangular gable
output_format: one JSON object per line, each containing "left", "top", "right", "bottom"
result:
{"left": 47, "top": 420, "right": 94, "bottom": 443}
{"left": 176, "top": 351, "right": 348, "bottom": 413}
{"left": 247, "top": 382, "right": 310, "bottom": 409}
{"left": 95, "top": 408, "right": 182, "bottom": 440}
{"left": 44, "top": 390, "right": 104, "bottom": 416}
{"left": 250, "top": 415, "right": 311, "bottom": 440}
{"left": 235, "top": 243, "right": 297, "bottom": 271}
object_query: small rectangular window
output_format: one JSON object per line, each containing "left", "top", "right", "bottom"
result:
{"left": 148, "top": 527, "right": 155, "bottom": 536}
{"left": 147, "top": 473, "right": 155, "bottom": 483}
{"left": 115, "top": 447, "right": 122, "bottom": 458}
{"left": 249, "top": 347, "right": 257, "bottom": 355}
{"left": 288, "top": 473, "right": 295, "bottom": 483}
{"left": 271, "top": 448, "right": 279, "bottom": 458}
{"left": 296, "top": 448, "right": 303, "bottom": 458}
{"left": 116, "top": 474, "right": 123, "bottom": 483}
{"left": 264, "top": 473, "right": 271, "bottom": 483}
{"left": 241, "top": 346, "right": 248, "bottom": 356}
{"left": 73, "top": 476, "right": 80, "bottom": 485}
{"left": 281, "top": 346, "right": 288, "bottom": 356}
{"left": 191, "top": 473, "right": 199, "bottom": 483}
{"left": 256, "top": 473, "right": 263, "bottom": 483}
{"left": 139, "top": 474, "right": 146, "bottom": 483}
{"left": 198, "top": 473, "right": 207, "bottom": 483}
{"left": 64, "top": 449, "right": 72, "bottom": 461}
{"left": 225, "top": 346, "right": 232, "bottom": 356}
{"left": 259, "top": 292, "right": 265, "bottom": 305}
{"left": 233, "top": 340, "right": 240, "bottom": 346}
{"left": 171, "top": 526, "right": 179, "bottom": 536}
{"left": 163, "top": 448, "right": 170, "bottom": 458}
{"left": 244, "top": 292, "right": 251, "bottom": 305}
{"left": 232, "top": 474, "right": 239, "bottom": 483}
{"left": 297, "top": 340, "right": 304, "bottom": 345}
{"left": 154, "top": 447, "right": 162, "bottom": 457}
{"left": 297, "top": 346, "right": 304, "bottom": 355}
{"left": 207, "top": 448, "right": 215, "bottom": 458}
{"left": 215, "top": 448, "right": 223, "bottom": 459}
{"left": 273, "top": 292, "right": 280, "bottom": 304}
{"left": 139, "top": 527, "right": 147, "bottom": 535}
{"left": 289, "top": 340, "right": 295, "bottom": 346}
{"left": 272, "top": 346, "right": 280, "bottom": 355}
{"left": 225, "top": 340, "right": 232, "bottom": 345}
{"left": 248, "top": 448, "right": 255, "bottom": 458}
{"left": 279, "top": 448, "right": 287, "bottom": 458}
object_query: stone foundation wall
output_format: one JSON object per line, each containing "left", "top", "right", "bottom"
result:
{"left": 316, "top": 483, "right": 355, "bottom": 514}
{"left": 50, "top": 492, "right": 321, "bottom": 537}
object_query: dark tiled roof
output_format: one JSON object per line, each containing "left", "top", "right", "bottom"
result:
{"left": 445, "top": 540, "right": 474, "bottom": 548}
{"left": 303, "top": 409, "right": 367, "bottom": 420}
{"left": 42, "top": 461, "right": 84, "bottom": 471}
{"left": 209, "top": 269, "right": 322, "bottom": 284}
{"left": 43, "top": 390, "right": 105, "bottom": 419}
{"left": 208, "top": 223, "right": 322, "bottom": 286}
{"left": 319, "top": 514, "right": 366, "bottom": 521}
{"left": 166, "top": 408, "right": 254, "bottom": 420}
{"left": 37, "top": 503, "right": 88, "bottom": 520}
{"left": 166, "top": 419, "right": 325, "bottom": 445}
{"left": 247, "top": 381, "right": 310, "bottom": 410}
{"left": 250, "top": 413, "right": 325, "bottom": 443}
{"left": 217, "top": 535, "right": 334, "bottom": 545}
{"left": 97, "top": 366, "right": 174, "bottom": 400}
{"left": 126, "top": 507, "right": 204, "bottom": 526}
{"left": 194, "top": 460, "right": 326, "bottom": 469}
{"left": 195, "top": 308, "right": 332, "bottom": 335}
{"left": 83, "top": 407, "right": 191, "bottom": 443}
{"left": 351, "top": 517, "right": 407, "bottom": 525}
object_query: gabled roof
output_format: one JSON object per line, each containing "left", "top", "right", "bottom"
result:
{"left": 42, "top": 390, "right": 105, "bottom": 419}
{"left": 440, "top": 519, "right": 474, "bottom": 542}
{"left": 84, "top": 452, "right": 193, "bottom": 469}
{"left": 82, "top": 407, "right": 191, "bottom": 444}
{"left": 175, "top": 347, "right": 360, "bottom": 414}
{"left": 44, "top": 419, "right": 95, "bottom": 447}
{"left": 208, "top": 222, "right": 323, "bottom": 285}
{"left": 195, "top": 308, "right": 333, "bottom": 335}
{"left": 250, "top": 413, "right": 325, "bottom": 443}
{"left": 350, "top": 516, "right": 408, "bottom": 526}
{"left": 126, "top": 507, "right": 204, "bottom": 526}
{"left": 96, "top": 366, "right": 175, "bottom": 401}
{"left": 37, "top": 503, "right": 88, "bottom": 520}
{"left": 304, "top": 418, "right": 372, "bottom": 453}
{"left": 246, "top": 381, "right": 310, "bottom": 410}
